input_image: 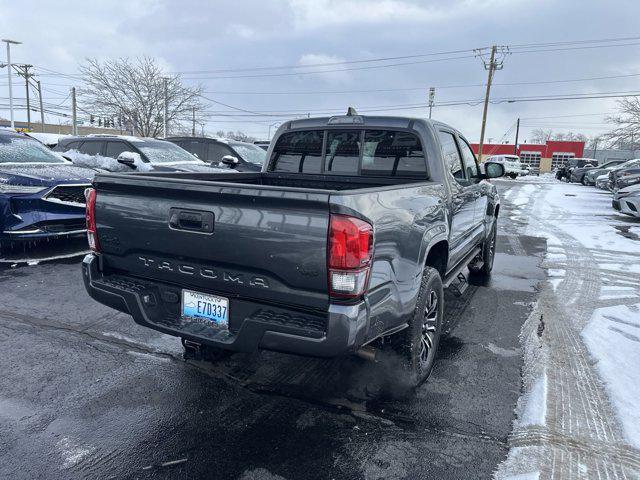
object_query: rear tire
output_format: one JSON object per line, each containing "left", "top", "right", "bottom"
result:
{"left": 391, "top": 267, "right": 444, "bottom": 387}
{"left": 581, "top": 176, "right": 588, "bottom": 186}
{"left": 469, "top": 220, "right": 497, "bottom": 277}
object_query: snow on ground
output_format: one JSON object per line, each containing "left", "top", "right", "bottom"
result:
{"left": 62, "top": 149, "right": 153, "bottom": 172}
{"left": 582, "top": 303, "right": 640, "bottom": 449}
{"left": 495, "top": 177, "right": 640, "bottom": 478}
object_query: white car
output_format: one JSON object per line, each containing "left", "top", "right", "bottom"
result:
{"left": 612, "top": 184, "right": 640, "bottom": 217}
{"left": 484, "top": 155, "right": 528, "bottom": 179}
{"left": 595, "top": 174, "right": 610, "bottom": 190}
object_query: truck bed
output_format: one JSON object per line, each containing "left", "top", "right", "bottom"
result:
{"left": 95, "top": 171, "right": 429, "bottom": 193}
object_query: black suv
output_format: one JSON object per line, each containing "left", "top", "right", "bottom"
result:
{"left": 55, "top": 135, "right": 217, "bottom": 172}
{"left": 166, "top": 137, "right": 266, "bottom": 172}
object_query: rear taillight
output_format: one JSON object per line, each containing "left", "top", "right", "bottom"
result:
{"left": 328, "top": 214, "right": 373, "bottom": 299}
{"left": 85, "top": 188, "right": 100, "bottom": 252}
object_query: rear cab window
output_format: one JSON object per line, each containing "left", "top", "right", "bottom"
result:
{"left": 270, "top": 129, "right": 427, "bottom": 178}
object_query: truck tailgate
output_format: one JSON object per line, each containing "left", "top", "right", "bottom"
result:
{"left": 95, "top": 177, "right": 330, "bottom": 310}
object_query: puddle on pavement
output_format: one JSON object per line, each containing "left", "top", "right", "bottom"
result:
{"left": 470, "top": 253, "right": 544, "bottom": 292}
{"left": 614, "top": 225, "right": 640, "bottom": 241}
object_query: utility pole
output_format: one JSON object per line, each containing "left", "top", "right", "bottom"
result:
{"left": 513, "top": 118, "right": 520, "bottom": 155}
{"left": 14, "top": 64, "right": 33, "bottom": 130}
{"left": 163, "top": 77, "right": 168, "bottom": 138}
{"left": 192, "top": 106, "right": 196, "bottom": 137}
{"left": 428, "top": 87, "right": 435, "bottom": 119}
{"left": 475, "top": 45, "right": 508, "bottom": 162}
{"left": 2, "top": 39, "right": 22, "bottom": 129}
{"left": 36, "top": 80, "right": 45, "bottom": 132}
{"left": 71, "top": 87, "right": 77, "bottom": 135}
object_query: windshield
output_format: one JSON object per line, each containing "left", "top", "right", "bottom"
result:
{"left": 230, "top": 143, "right": 267, "bottom": 165}
{"left": 0, "top": 135, "right": 67, "bottom": 164}
{"left": 134, "top": 140, "right": 200, "bottom": 164}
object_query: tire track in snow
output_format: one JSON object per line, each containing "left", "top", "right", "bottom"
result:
{"left": 495, "top": 181, "right": 640, "bottom": 480}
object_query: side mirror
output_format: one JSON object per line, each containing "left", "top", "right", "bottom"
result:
{"left": 484, "top": 161, "right": 505, "bottom": 179}
{"left": 117, "top": 152, "right": 141, "bottom": 169}
{"left": 221, "top": 155, "right": 239, "bottom": 167}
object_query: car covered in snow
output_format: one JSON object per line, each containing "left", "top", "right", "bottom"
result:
{"left": 607, "top": 159, "right": 640, "bottom": 191}
{"left": 483, "top": 154, "right": 527, "bottom": 179}
{"left": 0, "top": 130, "right": 95, "bottom": 250}
{"left": 612, "top": 184, "right": 640, "bottom": 217}
{"left": 582, "top": 160, "right": 627, "bottom": 186}
{"left": 55, "top": 135, "right": 228, "bottom": 173}
{"left": 25, "top": 132, "right": 71, "bottom": 149}
{"left": 595, "top": 173, "right": 610, "bottom": 190}
{"left": 166, "top": 136, "right": 267, "bottom": 172}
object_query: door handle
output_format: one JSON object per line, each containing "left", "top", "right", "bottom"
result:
{"left": 169, "top": 208, "right": 214, "bottom": 233}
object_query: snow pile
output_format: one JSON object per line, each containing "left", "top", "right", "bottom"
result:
{"left": 62, "top": 149, "right": 153, "bottom": 172}
{"left": 582, "top": 303, "right": 640, "bottom": 448}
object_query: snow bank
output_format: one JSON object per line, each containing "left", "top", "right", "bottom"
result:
{"left": 582, "top": 303, "right": 640, "bottom": 448}
{"left": 62, "top": 149, "right": 153, "bottom": 172}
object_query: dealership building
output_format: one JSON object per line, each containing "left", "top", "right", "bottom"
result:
{"left": 470, "top": 140, "right": 585, "bottom": 172}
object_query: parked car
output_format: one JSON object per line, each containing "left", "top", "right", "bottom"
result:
{"left": 565, "top": 158, "right": 596, "bottom": 182}
{"left": 55, "top": 135, "right": 223, "bottom": 173}
{"left": 25, "top": 132, "right": 71, "bottom": 149}
{"left": 166, "top": 137, "right": 266, "bottom": 172}
{"left": 596, "top": 174, "right": 610, "bottom": 190}
{"left": 254, "top": 141, "right": 270, "bottom": 151}
{"left": 570, "top": 159, "right": 624, "bottom": 184}
{"left": 612, "top": 184, "right": 640, "bottom": 218}
{"left": 484, "top": 154, "right": 527, "bottom": 178}
{"left": 608, "top": 159, "right": 640, "bottom": 191}
{"left": 0, "top": 130, "right": 94, "bottom": 250}
{"left": 582, "top": 160, "right": 627, "bottom": 186}
{"left": 522, "top": 163, "right": 540, "bottom": 176}
{"left": 555, "top": 158, "right": 593, "bottom": 181}
{"left": 82, "top": 114, "right": 506, "bottom": 386}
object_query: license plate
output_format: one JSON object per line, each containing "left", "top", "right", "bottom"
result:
{"left": 181, "top": 289, "right": 229, "bottom": 327}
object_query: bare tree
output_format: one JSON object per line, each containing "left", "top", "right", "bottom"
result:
{"left": 530, "top": 128, "right": 554, "bottom": 144}
{"left": 79, "top": 57, "right": 204, "bottom": 137}
{"left": 604, "top": 98, "right": 640, "bottom": 149}
{"left": 530, "top": 128, "right": 588, "bottom": 144}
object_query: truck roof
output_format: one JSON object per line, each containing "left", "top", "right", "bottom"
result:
{"left": 281, "top": 115, "right": 457, "bottom": 135}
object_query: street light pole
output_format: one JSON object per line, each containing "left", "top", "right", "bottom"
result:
{"left": 2, "top": 39, "right": 22, "bottom": 129}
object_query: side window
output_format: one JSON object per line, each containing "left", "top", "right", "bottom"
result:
{"left": 177, "top": 140, "right": 205, "bottom": 159}
{"left": 207, "top": 143, "right": 233, "bottom": 163}
{"left": 56, "top": 141, "right": 80, "bottom": 152}
{"left": 457, "top": 137, "right": 479, "bottom": 180}
{"left": 437, "top": 131, "right": 465, "bottom": 184}
{"left": 270, "top": 130, "right": 323, "bottom": 173}
{"left": 362, "top": 130, "right": 427, "bottom": 177}
{"left": 78, "top": 141, "right": 103, "bottom": 156}
{"left": 104, "top": 141, "right": 132, "bottom": 159}
{"left": 324, "top": 130, "right": 361, "bottom": 175}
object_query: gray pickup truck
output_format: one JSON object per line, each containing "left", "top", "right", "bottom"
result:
{"left": 82, "top": 114, "right": 504, "bottom": 385}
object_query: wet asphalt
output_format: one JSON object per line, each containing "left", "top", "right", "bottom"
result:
{"left": 0, "top": 182, "right": 546, "bottom": 479}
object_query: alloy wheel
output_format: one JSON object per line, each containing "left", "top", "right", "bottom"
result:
{"left": 419, "top": 289, "right": 439, "bottom": 369}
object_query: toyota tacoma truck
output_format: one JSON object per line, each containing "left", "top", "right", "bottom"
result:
{"left": 82, "top": 114, "right": 504, "bottom": 385}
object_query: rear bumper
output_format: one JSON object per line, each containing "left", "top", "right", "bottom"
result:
{"left": 82, "top": 254, "right": 369, "bottom": 357}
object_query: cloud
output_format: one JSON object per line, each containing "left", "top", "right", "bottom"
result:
{"left": 297, "top": 53, "right": 351, "bottom": 84}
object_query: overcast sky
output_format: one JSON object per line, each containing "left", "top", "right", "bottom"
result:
{"left": 1, "top": 0, "right": 640, "bottom": 142}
